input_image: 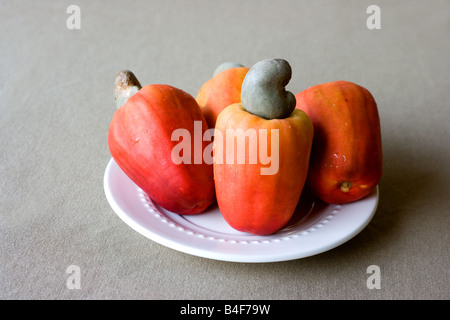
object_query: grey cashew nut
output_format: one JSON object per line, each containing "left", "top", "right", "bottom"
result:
{"left": 213, "top": 62, "right": 245, "bottom": 77}
{"left": 114, "top": 70, "right": 142, "bottom": 109}
{"left": 241, "top": 58, "right": 296, "bottom": 119}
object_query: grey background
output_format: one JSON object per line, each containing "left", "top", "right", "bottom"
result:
{"left": 1, "top": 0, "right": 449, "bottom": 299}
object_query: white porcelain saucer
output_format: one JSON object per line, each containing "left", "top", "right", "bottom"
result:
{"left": 104, "top": 158, "right": 379, "bottom": 263}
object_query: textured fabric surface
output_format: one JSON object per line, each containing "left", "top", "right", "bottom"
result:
{"left": 1, "top": 0, "right": 449, "bottom": 299}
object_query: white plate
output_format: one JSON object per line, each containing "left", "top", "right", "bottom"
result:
{"left": 104, "top": 158, "right": 379, "bottom": 263}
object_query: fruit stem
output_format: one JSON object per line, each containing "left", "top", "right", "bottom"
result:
{"left": 339, "top": 181, "right": 352, "bottom": 192}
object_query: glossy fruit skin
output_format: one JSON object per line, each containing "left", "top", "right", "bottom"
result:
{"left": 108, "top": 84, "right": 215, "bottom": 215}
{"left": 196, "top": 67, "right": 249, "bottom": 128}
{"left": 213, "top": 103, "right": 314, "bottom": 235}
{"left": 295, "top": 80, "right": 382, "bottom": 204}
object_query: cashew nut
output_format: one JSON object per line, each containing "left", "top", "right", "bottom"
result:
{"left": 114, "top": 70, "right": 142, "bottom": 109}
{"left": 213, "top": 62, "right": 245, "bottom": 77}
{"left": 241, "top": 58, "right": 296, "bottom": 119}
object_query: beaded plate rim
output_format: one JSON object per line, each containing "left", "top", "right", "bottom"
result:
{"left": 104, "top": 158, "right": 379, "bottom": 263}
